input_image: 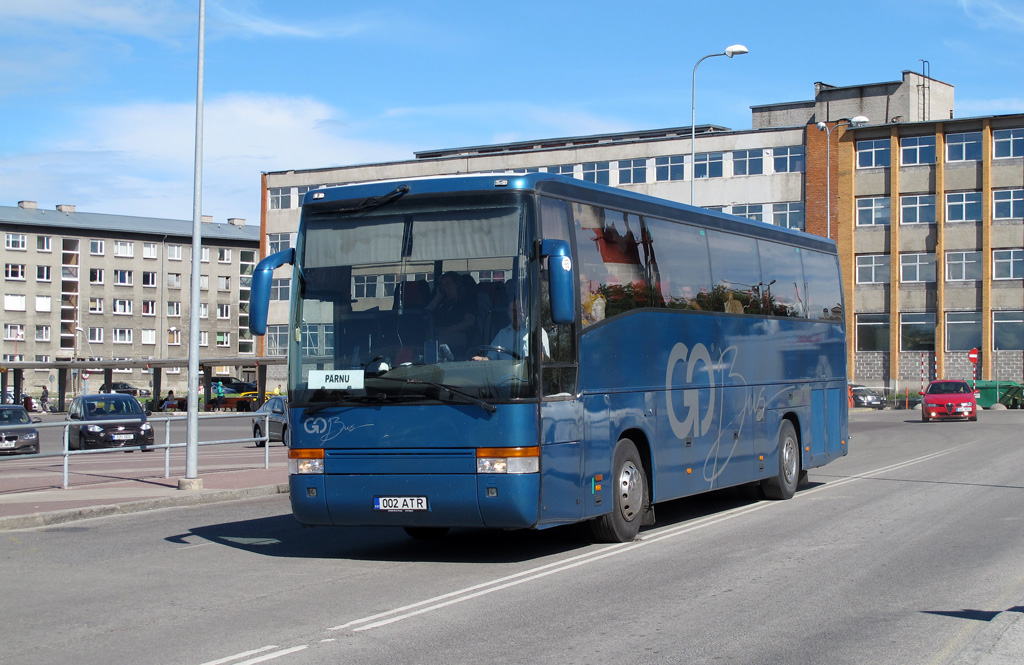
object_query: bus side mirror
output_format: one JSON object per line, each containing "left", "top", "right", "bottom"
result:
{"left": 249, "top": 249, "right": 295, "bottom": 336}
{"left": 541, "top": 239, "right": 575, "bottom": 325}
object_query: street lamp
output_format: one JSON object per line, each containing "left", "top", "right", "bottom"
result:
{"left": 691, "top": 44, "right": 748, "bottom": 206}
{"left": 816, "top": 116, "right": 869, "bottom": 239}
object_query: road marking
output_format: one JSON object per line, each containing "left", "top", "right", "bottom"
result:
{"left": 198, "top": 645, "right": 307, "bottom": 665}
{"left": 333, "top": 441, "right": 982, "bottom": 633}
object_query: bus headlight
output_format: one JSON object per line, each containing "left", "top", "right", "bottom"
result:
{"left": 476, "top": 446, "right": 539, "bottom": 474}
{"left": 288, "top": 448, "right": 325, "bottom": 474}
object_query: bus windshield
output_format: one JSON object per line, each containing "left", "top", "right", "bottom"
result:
{"left": 291, "top": 191, "right": 540, "bottom": 407}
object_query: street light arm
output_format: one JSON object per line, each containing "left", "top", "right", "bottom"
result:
{"left": 690, "top": 44, "right": 749, "bottom": 205}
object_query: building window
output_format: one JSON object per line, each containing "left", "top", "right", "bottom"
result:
{"left": 618, "top": 159, "right": 646, "bottom": 184}
{"left": 113, "top": 299, "right": 133, "bottom": 315}
{"left": 900, "top": 253, "right": 936, "bottom": 282}
{"left": 900, "top": 195, "right": 936, "bottom": 224}
{"left": 857, "top": 197, "right": 891, "bottom": 226}
{"left": 37, "top": 236, "right": 52, "bottom": 252}
{"left": 5, "top": 233, "right": 26, "bottom": 250}
{"left": 993, "top": 128, "right": 1024, "bottom": 158}
{"left": 946, "top": 251, "right": 982, "bottom": 281}
{"left": 167, "top": 301, "right": 181, "bottom": 317}
{"left": 856, "top": 255, "right": 891, "bottom": 284}
{"left": 773, "top": 146, "right": 805, "bottom": 173}
{"left": 901, "top": 135, "right": 936, "bottom": 165}
{"left": 269, "top": 187, "right": 292, "bottom": 210}
{"left": 266, "top": 324, "right": 288, "bottom": 355}
{"left": 732, "top": 204, "right": 763, "bottom": 222}
{"left": 857, "top": 139, "right": 891, "bottom": 168}
{"left": 142, "top": 271, "right": 157, "bottom": 287}
{"left": 268, "top": 233, "right": 294, "bottom": 254}
{"left": 218, "top": 248, "right": 232, "bottom": 263}
{"left": 944, "top": 311, "right": 982, "bottom": 351}
{"left": 89, "top": 268, "right": 103, "bottom": 284}
{"left": 4, "top": 294, "right": 26, "bottom": 311}
{"left": 4, "top": 323, "right": 25, "bottom": 340}
{"left": 35, "top": 295, "right": 51, "bottom": 312}
{"left": 946, "top": 131, "right": 983, "bottom": 162}
{"left": 994, "top": 311, "right": 1024, "bottom": 350}
{"left": 168, "top": 245, "right": 182, "bottom": 261}
{"left": 693, "top": 152, "right": 723, "bottom": 179}
{"left": 901, "top": 313, "right": 935, "bottom": 351}
{"left": 199, "top": 331, "right": 209, "bottom": 347}
{"left": 771, "top": 202, "right": 804, "bottom": 230}
{"left": 167, "top": 273, "right": 182, "bottom": 288}
{"left": 142, "top": 300, "right": 156, "bottom": 316}
{"left": 201, "top": 247, "right": 210, "bottom": 263}
{"left": 217, "top": 303, "right": 231, "bottom": 319}
{"left": 88, "top": 327, "right": 103, "bottom": 343}
{"left": 90, "top": 239, "right": 104, "bottom": 255}
{"left": 35, "top": 325, "right": 50, "bottom": 342}
{"left": 216, "top": 332, "right": 231, "bottom": 347}
{"left": 271, "top": 278, "right": 290, "bottom": 301}
{"left": 994, "top": 249, "right": 1024, "bottom": 280}
{"left": 947, "top": 192, "right": 983, "bottom": 222}
{"left": 141, "top": 329, "right": 156, "bottom": 345}
{"left": 36, "top": 265, "right": 51, "bottom": 282}
{"left": 112, "top": 328, "right": 132, "bottom": 344}
{"left": 168, "top": 329, "right": 181, "bottom": 346}
{"left": 547, "top": 164, "right": 574, "bottom": 177}
{"left": 994, "top": 189, "right": 1023, "bottom": 220}
{"left": 4, "top": 264, "right": 26, "bottom": 280}
{"left": 654, "top": 156, "right": 684, "bottom": 182}
{"left": 143, "top": 242, "right": 158, "bottom": 259}
{"left": 88, "top": 297, "right": 103, "bottom": 314}
{"left": 113, "top": 269, "right": 132, "bottom": 286}
{"left": 114, "top": 240, "right": 134, "bottom": 257}
{"left": 217, "top": 276, "right": 231, "bottom": 291}
{"left": 732, "top": 149, "right": 763, "bottom": 176}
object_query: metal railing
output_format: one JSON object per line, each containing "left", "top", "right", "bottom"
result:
{"left": 0, "top": 411, "right": 278, "bottom": 489}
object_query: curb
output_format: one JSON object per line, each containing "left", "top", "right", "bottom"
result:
{"left": 950, "top": 610, "right": 1024, "bottom": 665}
{"left": 0, "top": 483, "right": 290, "bottom": 531}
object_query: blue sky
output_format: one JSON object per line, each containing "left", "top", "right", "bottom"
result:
{"left": 1, "top": 0, "right": 1022, "bottom": 226}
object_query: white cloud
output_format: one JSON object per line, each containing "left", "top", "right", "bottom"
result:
{"left": 958, "top": 0, "right": 1024, "bottom": 31}
{"left": 1, "top": 94, "right": 414, "bottom": 224}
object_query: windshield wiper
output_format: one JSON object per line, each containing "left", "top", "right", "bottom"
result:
{"left": 327, "top": 185, "right": 410, "bottom": 215}
{"left": 299, "top": 389, "right": 426, "bottom": 415}
{"left": 372, "top": 376, "right": 497, "bottom": 415}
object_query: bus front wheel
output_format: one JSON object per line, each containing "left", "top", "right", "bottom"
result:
{"left": 589, "top": 438, "right": 647, "bottom": 543}
{"left": 761, "top": 420, "right": 800, "bottom": 500}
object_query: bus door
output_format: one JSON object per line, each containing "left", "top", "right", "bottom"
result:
{"left": 808, "top": 385, "right": 843, "bottom": 466}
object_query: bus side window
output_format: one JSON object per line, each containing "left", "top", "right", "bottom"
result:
{"left": 706, "top": 230, "right": 762, "bottom": 314}
{"left": 539, "top": 196, "right": 577, "bottom": 396}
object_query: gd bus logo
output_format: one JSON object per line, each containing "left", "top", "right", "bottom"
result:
{"left": 665, "top": 342, "right": 716, "bottom": 439}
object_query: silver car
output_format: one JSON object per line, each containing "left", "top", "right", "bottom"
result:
{"left": 252, "top": 396, "right": 287, "bottom": 447}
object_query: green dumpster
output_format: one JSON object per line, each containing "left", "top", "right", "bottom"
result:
{"left": 973, "top": 380, "right": 1022, "bottom": 409}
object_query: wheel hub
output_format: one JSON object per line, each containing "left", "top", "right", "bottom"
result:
{"left": 617, "top": 461, "right": 642, "bottom": 521}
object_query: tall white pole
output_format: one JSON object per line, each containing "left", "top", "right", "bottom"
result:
{"left": 181, "top": 0, "right": 205, "bottom": 490}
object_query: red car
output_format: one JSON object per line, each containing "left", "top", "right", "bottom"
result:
{"left": 921, "top": 379, "right": 978, "bottom": 422}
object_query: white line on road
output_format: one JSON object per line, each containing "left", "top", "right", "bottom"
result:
{"left": 198, "top": 645, "right": 308, "bottom": 665}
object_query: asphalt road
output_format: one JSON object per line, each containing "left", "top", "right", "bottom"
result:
{"left": 2, "top": 409, "right": 1023, "bottom": 665}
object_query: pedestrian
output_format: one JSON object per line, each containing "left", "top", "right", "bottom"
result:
{"left": 41, "top": 386, "right": 49, "bottom": 411}
{"left": 215, "top": 381, "right": 225, "bottom": 409}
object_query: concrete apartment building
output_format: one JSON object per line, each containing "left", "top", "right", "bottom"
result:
{"left": 260, "top": 70, "right": 1023, "bottom": 391}
{"left": 1, "top": 202, "right": 260, "bottom": 394}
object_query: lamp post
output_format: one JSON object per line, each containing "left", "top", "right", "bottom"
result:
{"left": 691, "top": 44, "right": 748, "bottom": 206}
{"left": 816, "top": 116, "right": 869, "bottom": 239}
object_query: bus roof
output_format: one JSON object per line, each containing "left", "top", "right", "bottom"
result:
{"left": 301, "top": 173, "right": 837, "bottom": 254}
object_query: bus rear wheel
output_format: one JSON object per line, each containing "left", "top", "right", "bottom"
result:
{"left": 589, "top": 438, "right": 647, "bottom": 543}
{"left": 761, "top": 421, "right": 800, "bottom": 500}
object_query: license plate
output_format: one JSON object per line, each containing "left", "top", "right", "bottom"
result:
{"left": 374, "top": 496, "right": 428, "bottom": 512}
{"left": 113, "top": 434, "right": 134, "bottom": 440}
{"left": 0, "top": 441, "right": 14, "bottom": 449}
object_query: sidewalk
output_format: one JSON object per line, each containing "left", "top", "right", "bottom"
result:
{"left": 0, "top": 465, "right": 288, "bottom": 531}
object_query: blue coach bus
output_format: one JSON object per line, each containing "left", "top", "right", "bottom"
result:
{"left": 249, "top": 173, "right": 848, "bottom": 542}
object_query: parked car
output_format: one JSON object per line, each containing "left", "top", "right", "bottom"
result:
{"left": 99, "top": 382, "right": 152, "bottom": 398}
{"left": 252, "top": 396, "right": 287, "bottom": 447}
{"left": 66, "top": 394, "right": 155, "bottom": 449}
{"left": 0, "top": 405, "right": 41, "bottom": 455}
{"left": 221, "top": 380, "right": 257, "bottom": 395}
{"left": 850, "top": 384, "right": 885, "bottom": 409}
{"left": 921, "top": 379, "right": 978, "bottom": 422}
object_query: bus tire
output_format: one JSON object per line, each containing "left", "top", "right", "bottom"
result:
{"left": 589, "top": 438, "right": 647, "bottom": 543}
{"left": 761, "top": 420, "right": 799, "bottom": 500}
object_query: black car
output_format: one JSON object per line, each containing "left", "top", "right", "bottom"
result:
{"left": 252, "top": 396, "right": 287, "bottom": 447}
{"left": 98, "top": 381, "right": 152, "bottom": 398}
{"left": 66, "top": 394, "right": 155, "bottom": 450}
{"left": 850, "top": 384, "right": 885, "bottom": 409}
{"left": 0, "top": 405, "right": 41, "bottom": 455}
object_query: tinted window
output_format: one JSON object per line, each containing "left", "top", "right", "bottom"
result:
{"left": 706, "top": 230, "right": 762, "bottom": 314}
{"left": 758, "top": 241, "right": 806, "bottom": 317}
{"left": 803, "top": 250, "right": 844, "bottom": 322}
{"left": 644, "top": 217, "right": 711, "bottom": 310}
